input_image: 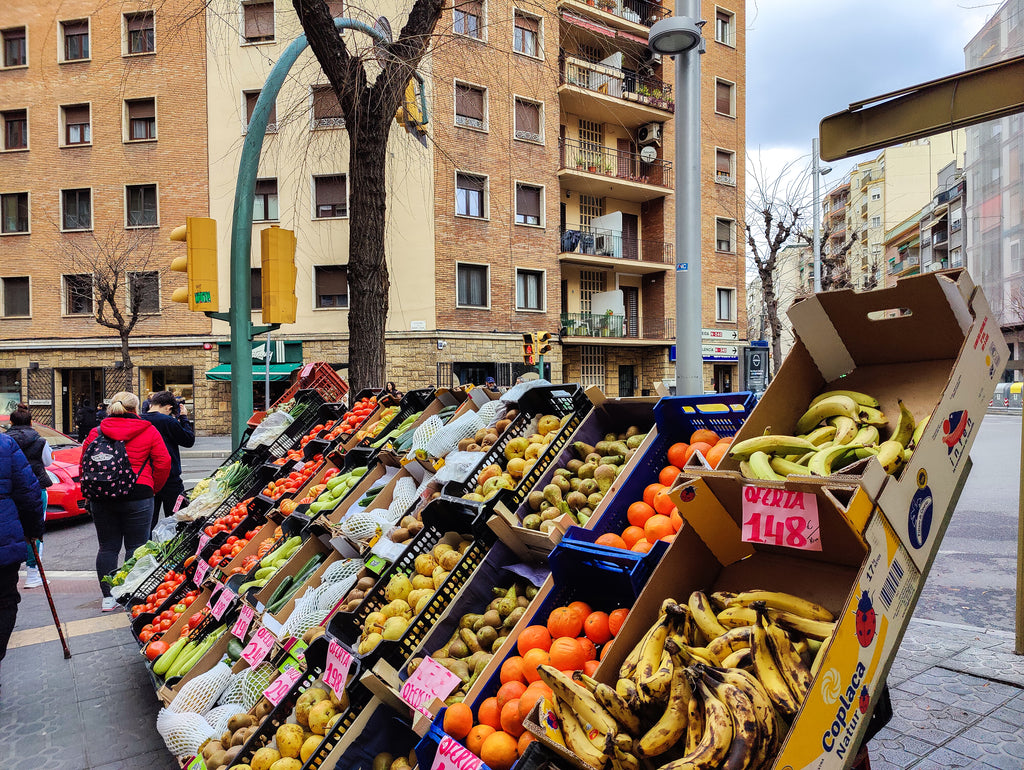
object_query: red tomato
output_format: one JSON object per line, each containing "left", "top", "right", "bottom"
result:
{"left": 158, "top": 618, "right": 172, "bottom": 631}
{"left": 188, "top": 612, "right": 204, "bottom": 629}
{"left": 145, "top": 640, "right": 170, "bottom": 661}
{"left": 139, "top": 630, "right": 154, "bottom": 643}
{"left": 182, "top": 596, "right": 195, "bottom": 607}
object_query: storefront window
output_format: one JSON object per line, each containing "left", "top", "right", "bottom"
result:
{"left": 140, "top": 366, "right": 194, "bottom": 408}
{"left": 0, "top": 370, "right": 20, "bottom": 414}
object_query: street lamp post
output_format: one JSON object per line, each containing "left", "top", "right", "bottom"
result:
{"left": 649, "top": 7, "right": 703, "bottom": 396}
{"left": 811, "top": 138, "right": 831, "bottom": 293}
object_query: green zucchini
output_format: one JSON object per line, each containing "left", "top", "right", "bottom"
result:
{"left": 266, "top": 575, "right": 293, "bottom": 607}
{"left": 226, "top": 637, "right": 244, "bottom": 662}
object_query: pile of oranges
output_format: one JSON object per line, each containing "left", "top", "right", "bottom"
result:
{"left": 590, "top": 428, "right": 732, "bottom": 553}
{"left": 441, "top": 601, "right": 628, "bottom": 770}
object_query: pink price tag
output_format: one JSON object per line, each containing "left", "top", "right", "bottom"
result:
{"left": 211, "top": 586, "right": 235, "bottom": 620}
{"left": 741, "top": 486, "right": 822, "bottom": 551}
{"left": 241, "top": 625, "right": 276, "bottom": 667}
{"left": 431, "top": 735, "right": 483, "bottom": 770}
{"left": 323, "top": 640, "right": 352, "bottom": 699}
{"left": 196, "top": 534, "right": 210, "bottom": 557}
{"left": 400, "top": 656, "right": 461, "bottom": 717}
{"left": 174, "top": 494, "right": 187, "bottom": 513}
{"left": 263, "top": 665, "right": 302, "bottom": 706}
{"left": 232, "top": 603, "right": 255, "bottom": 639}
{"left": 194, "top": 558, "right": 210, "bottom": 585}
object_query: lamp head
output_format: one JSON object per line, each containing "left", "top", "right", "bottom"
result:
{"left": 821, "top": 166, "right": 833, "bottom": 176}
{"left": 648, "top": 16, "right": 702, "bottom": 56}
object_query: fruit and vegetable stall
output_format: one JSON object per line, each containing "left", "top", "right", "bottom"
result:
{"left": 108, "top": 273, "right": 1004, "bottom": 770}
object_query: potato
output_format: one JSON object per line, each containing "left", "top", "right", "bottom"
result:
{"left": 276, "top": 723, "right": 305, "bottom": 759}
{"left": 269, "top": 759, "right": 302, "bottom": 770}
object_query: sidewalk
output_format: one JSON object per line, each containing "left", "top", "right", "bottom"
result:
{"left": 3, "top": 572, "right": 1023, "bottom": 769}
{"left": 181, "top": 434, "right": 233, "bottom": 459}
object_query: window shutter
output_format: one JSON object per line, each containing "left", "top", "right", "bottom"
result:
{"left": 717, "top": 219, "right": 730, "bottom": 240}
{"left": 313, "top": 86, "right": 342, "bottom": 118}
{"left": 64, "top": 20, "right": 88, "bottom": 35}
{"left": 716, "top": 10, "right": 729, "bottom": 24}
{"left": 127, "top": 13, "right": 151, "bottom": 31}
{"left": 457, "top": 0, "right": 482, "bottom": 16}
{"left": 317, "top": 266, "right": 348, "bottom": 294}
{"left": 515, "top": 100, "right": 539, "bottom": 134}
{"left": 515, "top": 13, "right": 538, "bottom": 33}
{"left": 255, "top": 179, "right": 277, "bottom": 195}
{"left": 128, "top": 99, "right": 155, "bottom": 119}
{"left": 517, "top": 185, "right": 540, "bottom": 218}
{"left": 458, "top": 173, "right": 485, "bottom": 192}
{"left": 64, "top": 104, "right": 90, "bottom": 124}
{"left": 716, "top": 151, "right": 731, "bottom": 174}
{"left": 716, "top": 81, "right": 731, "bottom": 114}
{"left": 456, "top": 85, "right": 484, "bottom": 120}
{"left": 245, "top": 3, "right": 274, "bottom": 37}
{"left": 315, "top": 176, "right": 346, "bottom": 206}
{"left": 7, "top": 27, "right": 26, "bottom": 41}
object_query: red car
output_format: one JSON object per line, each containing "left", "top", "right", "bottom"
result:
{"left": 0, "top": 416, "right": 87, "bottom": 521}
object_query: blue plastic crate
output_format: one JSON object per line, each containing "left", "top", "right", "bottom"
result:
{"left": 416, "top": 708, "right": 495, "bottom": 770}
{"left": 551, "top": 528, "right": 669, "bottom": 597}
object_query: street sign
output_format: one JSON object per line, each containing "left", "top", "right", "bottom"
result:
{"left": 702, "top": 344, "right": 738, "bottom": 362}
{"left": 701, "top": 328, "right": 739, "bottom": 341}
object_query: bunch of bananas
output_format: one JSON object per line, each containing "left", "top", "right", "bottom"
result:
{"left": 544, "top": 589, "right": 836, "bottom": 769}
{"left": 730, "top": 389, "right": 929, "bottom": 481}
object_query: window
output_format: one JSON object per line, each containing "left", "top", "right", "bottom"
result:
{"left": 311, "top": 85, "right": 343, "bottom": 128}
{"left": 453, "top": 0, "right": 482, "bottom": 39}
{"left": 579, "top": 345, "right": 606, "bottom": 389}
{"left": 64, "top": 274, "right": 93, "bottom": 315}
{"left": 1, "top": 192, "right": 29, "bottom": 234}
{"left": 326, "top": 0, "right": 345, "bottom": 15}
{"left": 313, "top": 175, "right": 347, "bottom": 218}
{"left": 315, "top": 266, "right": 348, "bottom": 308}
{"left": 714, "top": 8, "right": 735, "bottom": 46}
{"left": 516, "top": 269, "right": 544, "bottom": 310}
{"left": 126, "top": 98, "right": 156, "bottom": 140}
{"left": 578, "top": 194, "right": 602, "bottom": 228}
{"left": 126, "top": 184, "right": 158, "bottom": 227}
{"left": 514, "top": 98, "right": 541, "bottom": 142}
{"left": 456, "top": 173, "right": 486, "bottom": 218}
{"left": 455, "top": 83, "right": 486, "bottom": 130}
{"left": 125, "top": 12, "right": 154, "bottom": 54}
{"left": 870, "top": 187, "right": 881, "bottom": 201}
{"left": 61, "top": 188, "right": 92, "bottom": 231}
{"left": 715, "top": 218, "right": 734, "bottom": 252}
{"left": 515, "top": 183, "right": 542, "bottom": 226}
{"left": 870, "top": 216, "right": 881, "bottom": 228}
{"left": 253, "top": 178, "right": 278, "bottom": 221}
{"left": 242, "top": 1, "right": 274, "bottom": 43}
{"left": 715, "top": 79, "right": 734, "bottom": 117}
{"left": 61, "top": 19, "right": 90, "bottom": 61}
{"left": 456, "top": 263, "right": 488, "bottom": 307}
{"left": 715, "top": 149, "right": 735, "bottom": 185}
{"left": 129, "top": 271, "right": 160, "bottom": 314}
{"left": 250, "top": 268, "right": 262, "bottom": 310}
{"left": 716, "top": 287, "right": 735, "bottom": 321}
{"left": 61, "top": 104, "right": 90, "bottom": 145}
{"left": 2, "top": 27, "right": 26, "bottom": 67}
{"left": 2, "top": 109, "right": 27, "bottom": 150}
{"left": 2, "top": 277, "right": 30, "bottom": 317}
{"left": 513, "top": 12, "right": 539, "bottom": 57}
{"left": 579, "top": 270, "right": 606, "bottom": 314}
{"left": 244, "top": 90, "right": 277, "bottom": 131}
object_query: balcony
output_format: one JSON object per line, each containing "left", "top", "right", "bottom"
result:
{"left": 559, "top": 138, "right": 672, "bottom": 203}
{"left": 860, "top": 202, "right": 868, "bottom": 218}
{"left": 559, "top": 55, "right": 673, "bottom": 126}
{"left": 559, "top": 225, "right": 672, "bottom": 273}
{"left": 933, "top": 230, "right": 949, "bottom": 249}
{"left": 560, "top": 312, "right": 675, "bottom": 343}
{"left": 558, "top": 0, "right": 670, "bottom": 36}
{"left": 888, "top": 255, "right": 920, "bottom": 276}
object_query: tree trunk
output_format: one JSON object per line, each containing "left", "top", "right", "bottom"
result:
{"left": 121, "top": 333, "right": 134, "bottom": 391}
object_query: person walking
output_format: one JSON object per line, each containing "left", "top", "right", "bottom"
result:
{"left": 142, "top": 390, "right": 195, "bottom": 530}
{"left": 81, "top": 391, "right": 170, "bottom": 612}
{"left": 4, "top": 405, "right": 51, "bottom": 589}
{"left": 0, "top": 430, "right": 44, "bottom": 676}
{"left": 75, "top": 398, "right": 97, "bottom": 442}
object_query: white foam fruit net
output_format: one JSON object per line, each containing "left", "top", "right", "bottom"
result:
{"left": 205, "top": 702, "right": 246, "bottom": 735}
{"left": 156, "top": 708, "right": 217, "bottom": 759}
{"left": 169, "top": 661, "right": 233, "bottom": 715}
{"left": 279, "top": 559, "right": 363, "bottom": 640}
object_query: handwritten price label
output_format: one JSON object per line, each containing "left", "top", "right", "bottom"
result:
{"left": 174, "top": 494, "right": 187, "bottom": 514}
{"left": 431, "top": 735, "right": 483, "bottom": 770}
{"left": 196, "top": 534, "right": 210, "bottom": 557}
{"left": 194, "top": 558, "right": 210, "bottom": 585}
{"left": 232, "top": 603, "right": 255, "bottom": 639}
{"left": 211, "top": 585, "right": 235, "bottom": 620}
{"left": 400, "top": 656, "right": 461, "bottom": 717}
{"left": 241, "top": 625, "right": 276, "bottom": 667}
{"left": 323, "top": 640, "right": 352, "bottom": 699}
{"left": 263, "top": 665, "right": 301, "bottom": 706}
{"left": 741, "top": 486, "right": 821, "bottom": 551}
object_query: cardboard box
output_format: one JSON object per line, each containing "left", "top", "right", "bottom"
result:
{"left": 719, "top": 270, "right": 1006, "bottom": 569}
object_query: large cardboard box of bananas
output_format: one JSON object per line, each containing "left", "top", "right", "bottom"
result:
{"left": 719, "top": 269, "right": 1006, "bottom": 569}
{"left": 591, "top": 474, "right": 919, "bottom": 770}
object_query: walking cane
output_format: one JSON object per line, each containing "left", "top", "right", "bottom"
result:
{"left": 27, "top": 539, "right": 71, "bottom": 659}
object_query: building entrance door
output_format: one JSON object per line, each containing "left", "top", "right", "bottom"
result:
{"left": 61, "top": 368, "right": 103, "bottom": 437}
{"left": 618, "top": 365, "right": 636, "bottom": 397}
{"left": 713, "top": 364, "right": 733, "bottom": 393}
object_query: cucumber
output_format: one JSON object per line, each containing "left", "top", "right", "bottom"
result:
{"left": 267, "top": 575, "right": 293, "bottom": 607}
{"left": 291, "top": 553, "right": 325, "bottom": 586}
{"left": 153, "top": 637, "right": 188, "bottom": 676}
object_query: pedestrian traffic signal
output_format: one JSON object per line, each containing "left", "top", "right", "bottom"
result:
{"left": 260, "top": 225, "right": 297, "bottom": 324}
{"left": 522, "top": 332, "right": 536, "bottom": 366}
{"left": 395, "top": 78, "right": 428, "bottom": 136}
{"left": 537, "top": 331, "right": 553, "bottom": 357}
{"left": 169, "top": 217, "right": 218, "bottom": 312}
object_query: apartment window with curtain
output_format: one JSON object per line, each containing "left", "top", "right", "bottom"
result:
{"left": 516, "top": 269, "right": 544, "bottom": 311}
{"left": 129, "top": 271, "right": 160, "bottom": 314}
{"left": 61, "top": 188, "right": 92, "bottom": 231}
{"left": 125, "top": 12, "right": 155, "bottom": 54}
{"left": 455, "top": 83, "right": 486, "bottom": 130}
{"left": 715, "top": 79, "right": 734, "bottom": 117}
{"left": 453, "top": 0, "right": 482, "bottom": 39}
{"left": 311, "top": 85, "right": 344, "bottom": 128}
{"left": 715, "top": 149, "right": 734, "bottom": 185}
{"left": 313, "top": 175, "right": 347, "bottom": 218}
{"left": 515, "top": 183, "right": 542, "bottom": 226}
{"left": 716, "top": 218, "right": 734, "bottom": 252}
{"left": 513, "top": 12, "right": 539, "bottom": 57}
{"left": 63, "top": 274, "right": 93, "bottom": 315}
{"left": 456, "top": 173, "right": 486, "bottom": 218}
{"left": 244, "top": 90, "right": 277, "bottom": 131}
{"left": 126, "top": 98, "right": 156, "bottom": 140}
{"left": 61, "top": 20, "right": 90, "bottom": 61}
{"left": 514, "top": 98, "right": 541, "bottom": 142}
{"left": 2, "top": 277, "right": 30, "bottom": 317}
{"left": 62, "top": 104, "right": 90, "bottom": 145}
{"left": 1, "top": 192, "right": 28, "bottom": 234}
{"left": 253, "top": 178, "right": 278, "bottom": 221}
{"left": 2, "top": 109, "right": 28, "bottom": 150}
{"left": 315, "top": 266, "right": 348, "bottom": 308}
{"left": 714, "top": 8, "right": 734, "bottom": 46}
{"left": 126, "top": 184, "right": 158, "bottom": 227}
{"left": 242, "top": 0, "right": 274, "bottom": 43}
{"left": 456, "top": 263, "right": 488, "bottom": 307}
{"left": 716, "top": 287, "right": 735, "bottom": 321}
{"left": 2, "top": 27, "right": 27, "bottom": 67}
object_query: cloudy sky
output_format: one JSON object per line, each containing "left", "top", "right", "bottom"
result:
{"left": 745, "top": 0, "right": 996, "bottom": 183}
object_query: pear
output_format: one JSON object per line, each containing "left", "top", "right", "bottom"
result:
{"left": 382, "top": 616, "right": 408, "bottom": 641}
{"left": 384, "top": 573, "right": 413, "bottom": 603}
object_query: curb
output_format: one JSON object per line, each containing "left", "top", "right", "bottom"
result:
{"left": 181, "top": 450, "right": 231, "bottom": 459}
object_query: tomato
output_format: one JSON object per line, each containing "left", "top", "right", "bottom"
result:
{"left": 245, "top": 530, "right": 257, "bottom": 540}
{"left": 131, "top": 605, "right": 143, "bottom": 618}
{"left": 139, "top": 630, "right": 153, "bottom": 644}
{"left": 141, "top": 623, "right": 155, "bottom": 633}
{"left": 182, "top": 595, "right": 195, "bottom": 607}
{"left": 226, "top": 536, "right": 238, "bottom": 546}
{"left": 146, "top": 640, "right": 170, "bottom": 661}
{"left": 172, "top": 603, "right": 187, "bottom": 614}
{"left": 158, "top": 618, "right": 172, "bottom": 631}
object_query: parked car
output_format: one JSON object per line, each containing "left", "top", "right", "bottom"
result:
{"left": 0, "top": 416, "right": 87, "bottom": 521}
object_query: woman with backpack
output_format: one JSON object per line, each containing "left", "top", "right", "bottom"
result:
{"left": 81, "top": 391, "right": 171, "bottom": 612}
{"left": 4, "top": 405, "right": 51, "bottom": 589}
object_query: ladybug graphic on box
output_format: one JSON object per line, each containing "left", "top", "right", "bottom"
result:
{"left": 859, "top": 685, "right": 870, "bottom": 714}
{"left": 855, "top": 590, "right": 876, "bottom": 648}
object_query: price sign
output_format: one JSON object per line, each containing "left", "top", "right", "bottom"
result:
{"left": 186, "top": 756, "right": 207, "bottom": 770}
{"left": 400, "top": 656, "right": 461, "bottom": 717}
{"left": 323, "top": 640, "right": 352, "bottom": 699}
{"left": 232, "top": 603, "right": 255, "bottom": 639}
{"left": 196, "top": 534, "right": 210, "bottom": 557}
{"left": 263, "top": 665, "right": 302, "bottom": 706}
{"left": 174, "top": 494, "right": 187, "bottom": 513}
{"left": 211, "top": 585, "right": 235, "bottom": 620}
{"left": 194, "top": 558, "right": 210, "bottom": 585}
{"left": 741, "top": 486, "right": 821, "bottom": 551}
{"left": 431, "top": 735, "right": 483, "bottom": 770}
{"left": 241, "top": 625, "right": 276, "bottom": 667}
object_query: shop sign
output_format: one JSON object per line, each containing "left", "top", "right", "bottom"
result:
{"left": 701, "top": 328, "right": 739, "bottom": 341}
{"left": 701, "top": 344, "right": 738, "bottom": 362}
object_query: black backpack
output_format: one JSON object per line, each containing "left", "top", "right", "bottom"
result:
{"left": 80, "top": 432, "right": 143, "bottom": 499}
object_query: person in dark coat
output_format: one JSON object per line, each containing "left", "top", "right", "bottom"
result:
{"left": 94, "top": 402, "right": 107, "bottom": 424}
{"left": 4, "top": 406, "right": 51, "bottom": 589}
{"left": 142, "top": 390, "right": 195, "bottom": 530}
{"left": 0, "top": 431, "right": 44, "bottom": 670}
{"left": 75, "top": 398, "right": 98, "bottom": 442}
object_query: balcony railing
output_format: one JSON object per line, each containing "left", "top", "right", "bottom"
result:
{"left": 560, "top": 312, "right": 675, "bottom": 339}
{"left": 561, "top": 55, "right": 674, "bottom": 111}
{"left": 565, "top": 0, "right": 671, "bottom": 28}
{"left": 559, "top": 137, "right": 673, "bottom": 188}
{"left": 888, "top": 255, "right": 920, "bottom": 275}
{"left": 559, "top": 225, "right": 673, "bottom": 263}
{"left": 933, "top": 230, "right": 949, "bottom": 246}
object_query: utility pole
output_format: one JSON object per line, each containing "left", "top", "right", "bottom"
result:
{"left": 812, "top": 138, "right": 822, "bottom": 293}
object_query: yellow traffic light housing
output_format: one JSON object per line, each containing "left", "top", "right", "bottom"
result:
{"left": 537, "top": 331, "right": 553, "bottom": 357}
{"left": 260, "top": 225, "right": 297, "bottom": 324}
{"left": 169, "top": 217, "right": 218, "bottom": 311}
{"left": 522, "top": 332, "right": 536, "bottom": 366}
{"left": 395, "top": 78, "right": 428, "bottom": 135}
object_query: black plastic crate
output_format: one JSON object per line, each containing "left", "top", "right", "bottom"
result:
{"left": 314, "top": 700, "right": 419, "bottom": 770}
{"left": 358, "top": 388, "right": 435, "bottom": 448}
{"left": 266, "top": 398, "right": 349, "bottom": 461}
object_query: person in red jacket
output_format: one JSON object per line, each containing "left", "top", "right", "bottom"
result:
{"left": 81, "top": 391, "right": 171, "bottom": 612}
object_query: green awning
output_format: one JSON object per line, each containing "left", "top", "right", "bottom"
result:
{"left": 205, "top": 363, "right": 298, "bottom": 382}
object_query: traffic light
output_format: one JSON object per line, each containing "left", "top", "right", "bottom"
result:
{"left": 394, "top": 78, "right": 428, "bottom": 136}
{"left": 169, "top": 217, "right": 218, "bottom": 312}
{"left": 522, "top": 332, "right": 536, "bottom": 366}
{"left": 537, "top": 331, "right": 553, "bottom": 357}
{"left": 260, "top": 225, "right": 297, "bottom": 324}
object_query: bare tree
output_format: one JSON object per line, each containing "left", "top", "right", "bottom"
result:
{"left": 797, "top": 218, "right": 860, "bottom": 291}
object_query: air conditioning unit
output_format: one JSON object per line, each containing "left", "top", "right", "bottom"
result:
{"left": 638, "top": 122, "right": 662, "bottom": 146}
{"left": 594, "top": 235, "right": 612, "bottom": 255}
{"left": 642, "top": 48, "right": 662, "bottom": 67}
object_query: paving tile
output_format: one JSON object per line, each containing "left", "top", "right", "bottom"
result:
{"left": 79, "top": 688, "right": 168, "bottom": 766}
{"left": 941, "top": 715, "right": 1024, "bottom": 769}
{"left": 90, "top": 747, "right": 179, "bottom": 770}
{"left": 71, "top": 639, "right": 153, "bottom": 702}
{"left": 912, "top": 745, "right": 981, "bottom": 768}
{"left": 893, "top": 668, "right": 1019, "bottom": 715}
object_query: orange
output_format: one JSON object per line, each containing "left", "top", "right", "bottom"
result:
{"left": 517, "top": 625, "right": 552, "bottom": 655}
{"left": 477, "top": 696, "right": 502, "bottom": 730}
{"left": 443, "top": 702, "right": 474, "bottom": 740}
{"left": 518, "top": 682, "right": 552, "bottom": 722}
{"left": 621, "top": 525, "right": 646, "bottom": 549}
{"left": 547, "top": 606, "right": 582, "bottom": 639}
{"left": 685, "top": 442, "right": 713, "bottom": 464}
{"left": 689, "top": 428, "right": 721, "bottom": 446}
{"left": 715, "top": 435, "right": 733, "bottom": 446}
{"left": 576, "top": 635, "right": 597, "bottom": 661}
{"left": 643, "top": 483, "right": 665, "bottom": 507}
{"left": 500, "top": 656, "right": 526, "bottom": 685}
{"left": 644, "top": 514, "right": 675, "bottom": 542}
{"left": 652, "top": 488, "right": 676, "bottom": 516}
{"left": 669, "top": 509, "right": 684, "bottom": 532}
{"left": 500, "top": 699, "right": 525, "bottom": 737}
{"left": 666, "top": 442, "right": 690, "bottom": 469}
{"left": 584, "top": 611, "right": 613, "bottom": 645}
{"left": 706, "top": 442, "right": 729, "bottom": 468}
{"left": 497, "top": 680, "right": 527, "bottom": 710}
{"left": 549, "top": 636, "right": 586, "bottom": 672}
{"left": 568, "top": 601, "right": 593, "bottom": 623}
{"left": 595, "top": 532, "right": 627, "bottom": 550}
{"left": 521, "top": 647, "right": 550, "bottom": 682}
{"left": 480, "top": 730, "right": 520, "bottom": 770}
{"left": 660, "top": 534, "right": 676, "bottom": 543}
{"left": 467, "top": 724, "right": 496, "bottom": 756}
{"left": 601, "top": 641, "right": 614, "bottom": 660}
{"left": 583, "top": 659, "right": 600, "bottom": 676}
{"left": 627, "top": 501, "right": 656, "bottom": 528}
{"left": 518, "top": 732, "right": 537, "bottom": 755}
{"left": 631, "top": 538, "right": 652, "bottom": 553}
{"left": 608, "top": 607, "right": 629, "bottom": 637}
{"left": 659, "top": 465, "right": 682, "bottom": 486}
